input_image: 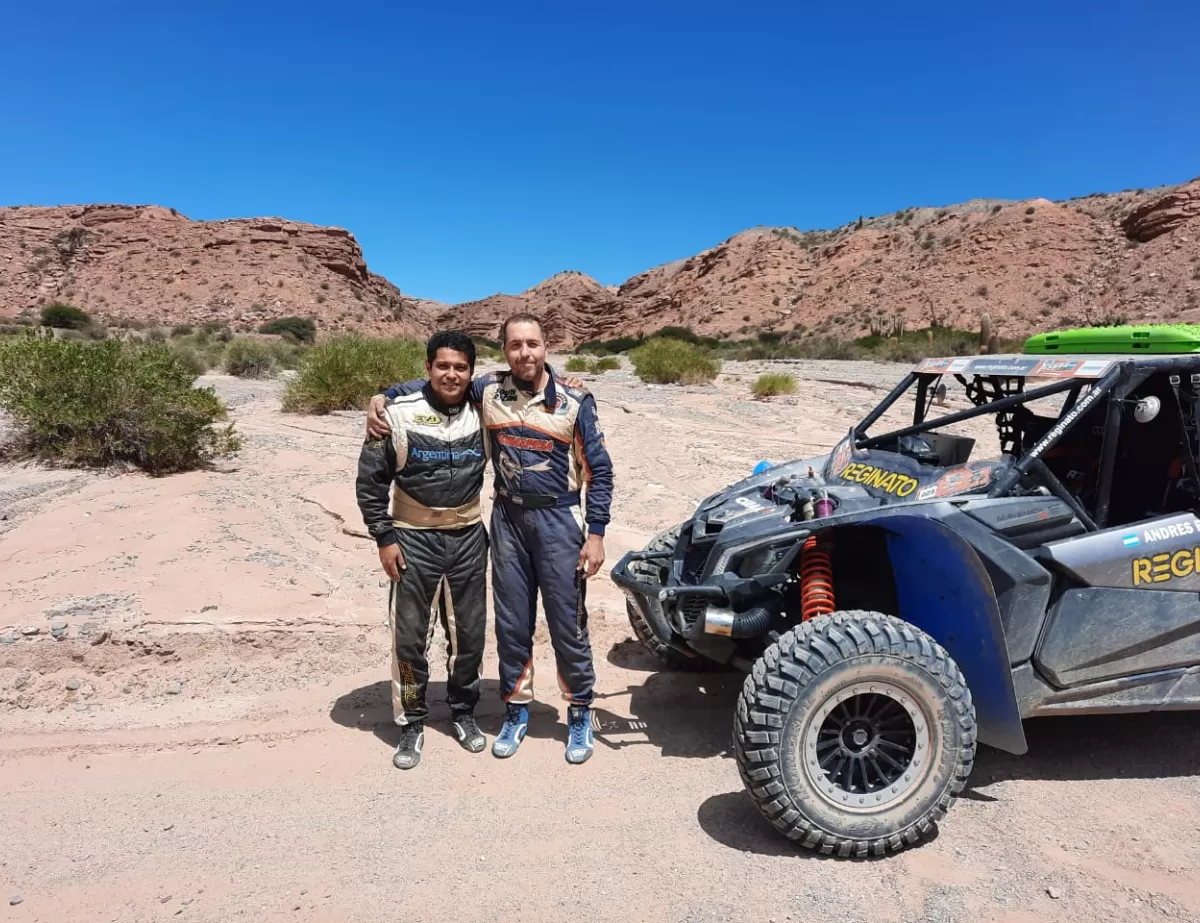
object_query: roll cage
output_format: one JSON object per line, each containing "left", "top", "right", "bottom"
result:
{"left": 847, "top": 353, "right": 1200, "bottom": 532}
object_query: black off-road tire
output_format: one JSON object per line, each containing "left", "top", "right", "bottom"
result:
{"left": 733, "top": 610, "right": 977, "bottom": 857}
{"left": 625, "top": 525, "right": 715, "bottom": 672}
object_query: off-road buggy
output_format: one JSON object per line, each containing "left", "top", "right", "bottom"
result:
{"left": 611, "top": 324, "right": 1200, "bottom": 857}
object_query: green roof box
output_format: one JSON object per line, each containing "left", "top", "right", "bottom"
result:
{"left": 1024, "top": 323, "right": 1200, "bottom": 355}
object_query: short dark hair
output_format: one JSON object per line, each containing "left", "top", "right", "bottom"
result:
{"left": 426, "top": 330, "right": 476, "bottom": 370}
{"left": 499, "top": 313, "right": 544, "bottom": 347}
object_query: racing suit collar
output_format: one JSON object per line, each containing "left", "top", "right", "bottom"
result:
{"left": 421, "top": 381, "right": 464, "bottom": 417}
{"left": 510, "top": 364, "right": 558, "bottom": 407}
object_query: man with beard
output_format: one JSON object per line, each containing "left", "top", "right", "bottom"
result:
{"left": 367, "top": 314, "right": 613, "bottom": 765}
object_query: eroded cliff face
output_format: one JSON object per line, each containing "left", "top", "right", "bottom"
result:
{"left": 0, "top": 204, "right": 437, "bottom": 335}
{"left": 4, "top": 179, "right": 1199, "bottom": 348}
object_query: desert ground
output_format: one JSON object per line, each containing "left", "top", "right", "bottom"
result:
{"left": 2, "top": 355, "right": 1198, "bottom": 923}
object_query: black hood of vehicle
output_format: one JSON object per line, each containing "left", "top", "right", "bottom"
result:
{"left": 689, "top": 436, "right": 1011, "bottom": 543}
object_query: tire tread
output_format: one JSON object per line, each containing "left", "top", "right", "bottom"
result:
{"left": 732, "top": 610, "right": 978, "bottom": 858}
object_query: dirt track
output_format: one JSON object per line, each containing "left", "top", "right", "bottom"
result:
{"left": 2, "top": 357, "right": 1199, "bottom": 923}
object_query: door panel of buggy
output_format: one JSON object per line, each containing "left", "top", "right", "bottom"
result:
{"left": 1033, "top": 510, "right": 1200, "bottom": 687}
{"left": 1026, "top": 372, "right": 1200, "bottom": 689}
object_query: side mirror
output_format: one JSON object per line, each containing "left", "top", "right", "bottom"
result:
{"left": 1133, "top": 395, "right": 1161, "bottom": 424}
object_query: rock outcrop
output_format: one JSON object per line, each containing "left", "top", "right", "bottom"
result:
{"left": 0, "top": 205, "right": 439, "bottom": 336}
{"left": 5, "top": 178, "right": 1200, "bottom": 349}
{"left": 1122, "top": 180, "right": 1200, "bottom": 242}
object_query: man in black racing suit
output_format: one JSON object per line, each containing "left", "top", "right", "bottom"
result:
{"left": 355, "top": 331, "right": 490, "bottom": 769}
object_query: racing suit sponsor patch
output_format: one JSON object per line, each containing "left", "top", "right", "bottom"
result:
{"left": 495, "top": 432, "right": 554, "bottom": 452}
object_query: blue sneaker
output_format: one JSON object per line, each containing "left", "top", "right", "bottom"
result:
{"left": 492, "top": 704, "right": 529, "bottom": 758}
{"left": 565, "top": 705, "right": 594, "bottom": 764}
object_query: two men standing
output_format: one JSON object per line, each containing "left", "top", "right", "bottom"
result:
{"left": 356, "top": 315, "right": 614, "bottom": 769}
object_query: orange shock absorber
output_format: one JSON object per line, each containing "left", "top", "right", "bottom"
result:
{"left": 799, "top": 535, "right": 835, "bottom": 621}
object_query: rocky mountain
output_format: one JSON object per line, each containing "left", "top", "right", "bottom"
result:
{"left": 434, "top": 271, "right": 619, "bottom": 348}
{"left": 0, "top": 205, "right": 439, "bottom": 336}
{"left": 3, "top": 178, "right": 1198, "bottom": 349}
{"left": 599, "top": 179, "right": 1200, "bottom": 345}
{"left": 423, "top": 179, "right": 1200, "bottom": 349}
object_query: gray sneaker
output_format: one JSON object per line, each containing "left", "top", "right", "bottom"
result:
{"left": 451, "top": 714, "right": 486, "bottom": 753}
{"left": 392, "top": 723, "right": 424, "bottom": 770}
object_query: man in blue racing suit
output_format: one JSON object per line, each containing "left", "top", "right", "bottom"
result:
{"left": 367, "top": 313, "right": 613, "bottom": 764}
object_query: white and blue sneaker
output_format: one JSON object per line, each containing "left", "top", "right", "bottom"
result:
{"left": 565, "top": 705, "right": 594, "bottom": 764}
{"left": 491, "top": 704, "right": 529, "bottom": 758}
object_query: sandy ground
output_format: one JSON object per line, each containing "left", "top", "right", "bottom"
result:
{"left": 2, "top": 355, "right": 1198, "bottom": 923}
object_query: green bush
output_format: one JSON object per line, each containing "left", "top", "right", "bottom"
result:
{"left": 223, "top": 338, "right": 279, "bottom": 378}
{"left": 40, "top": 303, "right": 91, "bottom": 330}
{"left": 654, "top": 325, "right": 724, "bottom": 350}
{"left": 752, "top": 373, "right": 797, "bottom": 398}
{"left": 629, "top": 337, "right": 721, "bottom": 385}
{"left": 169, "top": 343, "right": 210, "bottom": 376}
{"left": 282, "top": 335, "right": 425, "bottom": 414}
{"left": 565, "top": 356, "right": 589, "bottom": 372}
{"left": 0, "top": 338, "right": 239, "bottom": 475}
{"left": 589, "top": 356, "right": 620, "bottom": 373}
{"left": 259, "top": 316, "right": 316, "bottom": 344}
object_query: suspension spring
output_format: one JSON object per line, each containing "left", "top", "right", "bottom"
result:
{"left": 799, "top": 535, "right": 835, "bottom": 621}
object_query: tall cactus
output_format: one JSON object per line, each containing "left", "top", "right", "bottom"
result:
{"left": 979, "top": 311, "right": 992, "bottom": 354}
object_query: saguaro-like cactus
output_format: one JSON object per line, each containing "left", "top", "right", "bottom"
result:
{"left": 979, "top": 312, "right": 993, "bottom": 354}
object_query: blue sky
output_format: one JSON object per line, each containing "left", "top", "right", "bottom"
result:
{"left": 2, "top": 1, "right": 1197, "bottom": 304}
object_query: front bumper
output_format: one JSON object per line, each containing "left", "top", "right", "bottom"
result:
{"left": 611, "top": 549, "right": 739, "bottom": 646}
{"left": 610, "top": 550, "right": 689, "bottom": 649}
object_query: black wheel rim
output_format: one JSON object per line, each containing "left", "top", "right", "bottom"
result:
{"left": 802, "top": 681, "right": 933, "bottom": 811}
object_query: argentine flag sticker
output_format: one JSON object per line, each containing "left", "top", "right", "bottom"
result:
{"left": 1122, "top": 533, "right": 1141, "bottom": 548}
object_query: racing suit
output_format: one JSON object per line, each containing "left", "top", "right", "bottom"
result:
{"left": 355, "top": 384, "right": 488, "bottom": 726}
{"left": 383, "top": 366, "right": 613, "bottom": 707}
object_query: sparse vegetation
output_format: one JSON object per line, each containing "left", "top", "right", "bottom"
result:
{"left": 577, "top": 336, "right": 643, "bottom": 355}
{"left": 564, "top": 354, "right": 620, "bottom": 374}
{"left": 751, "top": 373, "right": 797, "bottom": 399}
{"left": 168, "top": 343, "right": 210, "bottom": 376}
{"left": 0, "top": 337, "right": 239, "bottom": 474}
{"left": 259, "top": 315, "right": 317, "bottom": 344}
{"left": 40, "top": 303, "right": 91, "bottom": 330}
{"left": 223, "top": 339, "right": 279, "bottom": 378}
{"left": 629, "top": 337, "right": 721, "bottom": 385}
{"left": 1025, "top": 206, "right": 1036, "bottom": 215}
{"left": 281, "top": 335, "right": 425, "bottom": 414}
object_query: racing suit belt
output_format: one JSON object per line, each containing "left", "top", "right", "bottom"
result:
{"left": 390, "top": 487, "right": 481, "bottom": 529}
{"left": 493, "top": 483, "right": 580, "bottom": 510}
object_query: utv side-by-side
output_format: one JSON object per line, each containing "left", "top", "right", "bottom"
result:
{"left": 611, "top": 324, "right": 1200, "bottom": 857}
